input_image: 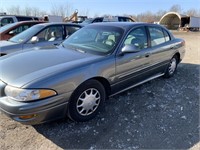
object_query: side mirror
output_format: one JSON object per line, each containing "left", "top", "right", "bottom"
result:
{"left": 9, "top": 30, "right": 15, "bottom": 35}
{"left": 120, "top": 44, "right": 140, "bottom": 55}
{"left": 30, "top": 36, "right": 39, "bottom": 44}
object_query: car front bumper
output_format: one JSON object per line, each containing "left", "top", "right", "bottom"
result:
{"left": 0, "top": 92, "right": 72, "bottom": 125}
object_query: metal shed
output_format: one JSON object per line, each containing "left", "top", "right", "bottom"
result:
{"left": 159, "top": 12, "right": 189, "bottom": 30}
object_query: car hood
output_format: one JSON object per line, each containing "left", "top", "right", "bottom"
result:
{"left": 0, "top": 40, "right": 21, "bottom": 54}
{"left": 0, "top": 46, "right": 102, "bottom": 87}
{"left": 0, "top": 40, "right": 17, "bottom": 47}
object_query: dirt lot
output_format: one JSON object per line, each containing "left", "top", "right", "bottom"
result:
{"left": 0, "top": 31, "right": 199, "bottom": 150}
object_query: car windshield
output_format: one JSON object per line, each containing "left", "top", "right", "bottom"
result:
{"left": 0, "top": 22, "right": 18, "bottom": 33}
{"left": 9, "top": 25, "right": 44, "bottom": 43}
{"left": 62, "top": 25, "right": 124, "bottom": 55}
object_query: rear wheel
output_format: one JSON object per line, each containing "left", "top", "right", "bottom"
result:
{"left": 164, "top": 55, "right": 178, "bottom": 78}
{"left": 68, "top": 80, "right": 106, "bottom": 122}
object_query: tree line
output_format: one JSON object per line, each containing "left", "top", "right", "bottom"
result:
{"left": 0, "top": 4, "right": 200, "bottom": 22}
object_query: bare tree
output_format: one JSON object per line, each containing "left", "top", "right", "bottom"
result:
{"left": 50, "top": 3, "right": 74, "bottom": 18}
{"left": 65, "top": 3, "right": 74, "bottom": 17}
{"left": 39, "top": 10, "right": 48, "bottom": 17}
{"left": 93, "top": 13, "right": 100, "bottom": 18}
{"left": 137, "top": 11, "right": 155, "bottom": 22}
{"left": 0, "top": 7, "right": 5, "bottom": 13}
{"left": 7, "top": 5, "right": 21, "bottom": 15}
{"left": 23, "top": 6, "right": 32, "bottom": 16}
{"left": 169, "top": 4, "right": 182, "bottom": 13}
{"left": 32, "top": 7, "right": 44, "bottom": 17}
{"left": 185, "top": 8, "right": 199, "bottom": 16}
{"left": 80, "top": 9, "right": 90, "bottom": 16}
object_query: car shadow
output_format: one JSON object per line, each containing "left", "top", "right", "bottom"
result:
{"left": 34, "top": 63, "right": 200, "bottom": 149}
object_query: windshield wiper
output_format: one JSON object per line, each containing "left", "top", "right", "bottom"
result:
{"left": 65, "top": 45, "right": 86, "bottom": 53}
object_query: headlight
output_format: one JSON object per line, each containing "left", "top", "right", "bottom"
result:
{"left": 5, "top": 85, "right": 57, "bottom": 102}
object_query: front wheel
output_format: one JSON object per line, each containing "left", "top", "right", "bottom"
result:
{"left": 68, "top": 80, "right": 106, "bottom": 122}
{"left": 164, "top": 55, "right": 178, "bottom": 78}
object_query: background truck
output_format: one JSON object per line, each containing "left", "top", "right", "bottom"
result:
{"left": 43, "top": 15, "right": 63, "bottom": 22}
{"left": 0, "top": 14, "right": 39, "bottom": 27}
{"left": 186, "top": 16, "right": 200, "bottom": 31}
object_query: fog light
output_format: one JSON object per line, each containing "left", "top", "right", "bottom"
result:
{"left": 19, "top": 114, "right": 37, "bottom": 120}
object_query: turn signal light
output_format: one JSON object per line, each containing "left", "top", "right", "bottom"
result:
{"left": 19, "top": 114, "right": 37, "bottom": 120}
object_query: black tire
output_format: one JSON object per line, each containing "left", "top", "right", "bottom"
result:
{"left": 68, "top": 80, "right": 106, "bottom": 122}
{"left": 164, "top": 55, "right": 178, "bottom": 78}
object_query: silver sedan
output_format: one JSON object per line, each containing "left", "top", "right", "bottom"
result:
{"left": 0, "top": 22, "right": 82, "bottom": 56}
{"left": 0, "top": 22, "right": 185, "bottom": 124}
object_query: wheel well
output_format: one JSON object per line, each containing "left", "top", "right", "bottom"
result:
{"left": 91, "top": 77, "right": 111, "bottom": 97}
{"left": 174, "top": 53, "right": 180, "bottom": 63}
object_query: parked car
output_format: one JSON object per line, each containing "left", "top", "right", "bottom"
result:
{"left": 0, "top": 21, "right": 44, "bottom": 41}
{"left": 0, "top": 15, "right": 40, "bottom": 27}
{"left": 0, "top": 22, "right": 82, "bottom": 56}
{"left": 81, "top": 16, "right": 135, "bottom": 25}
{"left": 0, "top": 22, "right": 185, "bottom": 124}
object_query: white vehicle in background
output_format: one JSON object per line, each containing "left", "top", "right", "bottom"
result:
{"left": 0, "top": 13, "right": 39, "bottom": 27}
{"left": 43, "top": 15, "right": 63, "bottom": 22}
{"left": 184, "top": 16, "right": 200, "bottom": 31}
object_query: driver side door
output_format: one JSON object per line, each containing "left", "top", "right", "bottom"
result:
{"left": 113, "top": 26, "right": 152, "bottom": 93}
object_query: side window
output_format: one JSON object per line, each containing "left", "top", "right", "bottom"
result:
{"left": 1, "top": 18, "right": 14, "bottom": 26}
{"left": 33, "top": 17, "right": 39, "bottom": 21}
{"left": 16, "top": 16, "right": 33, "bottom": 21}
{"left": 10, "top": 25, "right": 30, "bottom": 34}
{"left": 65, "top": 26, "right": 80, "bottom": 37}
{"left": 163, "top": 29, "right": 170, "bottom": 42}
{"left": 148, "top": 27, "right": 165, "bottom": 46}
{"left": 36, "top": 26, "right": 63, "bottom": 42}
{"left": 93, "top": 18, "right": 103, "bottom": 23}
{"left": 118, "top": 17, "right": 125, "bottom": 22}
{"left": 118, "top": 17, "right": 132, "bottom": 22}
{"left": 123, "top": 27, "right": 148, "bottom": 50}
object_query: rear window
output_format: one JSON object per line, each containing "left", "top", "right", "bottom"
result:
{"left": 118, "top": 17, "right": 133, "bottom": 22}
{"left": 16, "top": 16, "right": 34, "bottom": 21}
{"left": 0, "top": 17, "right": 14, "bottom": 26}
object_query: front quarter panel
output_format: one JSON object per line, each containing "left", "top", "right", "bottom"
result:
{"left": 0, "top": 43, "right": 23, "bottom": 55}
{"left": 23, "top": 55, "right": 116, "bottom": 96}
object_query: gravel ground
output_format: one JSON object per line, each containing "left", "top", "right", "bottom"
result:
{"left": 0, "top": 31, "right": 199, "bottom": 150}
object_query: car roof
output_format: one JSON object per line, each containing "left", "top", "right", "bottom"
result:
{"left": 85, "top": 22, "right": 164, "bottom": 31}
{"left": 36, "top": 22, "right": 84, "bottom": 27}
{"left": 12, "top": 21, "right": 45, "bottom": 24}
{"left": 0, "top": 15, "right": 39, "bottom": 18}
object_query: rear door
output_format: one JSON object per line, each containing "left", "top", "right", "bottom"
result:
{"left": 146, "top": 26, "right": 174, "bottom": 73}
